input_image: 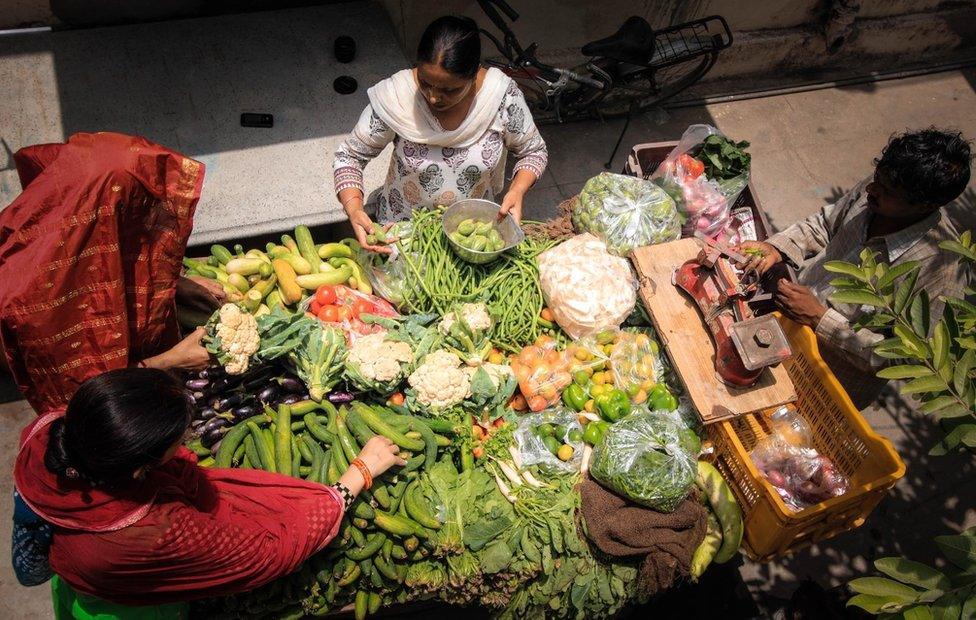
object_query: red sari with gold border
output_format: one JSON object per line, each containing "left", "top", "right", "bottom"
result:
{"left": 0, "top": 132, "right": 203, "bottom": 414}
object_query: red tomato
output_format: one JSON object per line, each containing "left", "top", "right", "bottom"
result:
{"left": 351, "top": 299, "right": 372, "bottom": 318}
{"left": 336, "top": 305, "right": 353, "bottom": 322}
{"left": 310, "top": 300, "right": 322, "bottom": 315}
{"left": 315, "top": 286, "right": 337, "bottom": 306}
{"left": 318, "top": 305, "right": 340, "bottom": 323}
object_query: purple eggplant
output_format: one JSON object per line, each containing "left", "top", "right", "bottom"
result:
{"left": 191, "top": 419, "right": 206, "bottom": 431}
{"left": 280, "top": 394, "right": 302, "bottom": 405}
{"left": 202, "top": 417, "right": 230, "bottom": 434}
{"left": 201, "top": 427, "right": 229, "bottom": 449}
{"left": 328, "top": 391, "right": 355, "bottom": 404}
{"left": 186, "top": 378, "right": 210, "bottom": 391}
{"left": 278, "top": 377, "right": 305, "bottom": 394}
{"left": 257, "top": 385, "right": 279, "bottom": 403}
{"left": 198, "top": 407, "right": 218, "bottom": 421}
{"left": 232, "top": 405, "right": 260, "bottom": 422}
{"left": 185, "top": 392, "right": 197, "bottom": 407}
{"left": 241, "top": 366, "right": 280, "bottom": 392}
{"left": 212, "top": 393, "right": 245, "bottom": 412}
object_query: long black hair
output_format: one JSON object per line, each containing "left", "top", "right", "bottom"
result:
{"left": 416, "top": 15, "right": 481, "bottom": 79}
{"left": 45, "top": 368, "right": 192, "bottom": 485}
{"left": 875, "top": 127, "right": 972, "bottom": 207}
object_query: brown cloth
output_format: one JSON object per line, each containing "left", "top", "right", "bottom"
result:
{"left": 580, "top": 477, "right": 707, "bottom": 599}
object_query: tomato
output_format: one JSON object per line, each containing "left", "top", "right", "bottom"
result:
{"left": 310, "top": 300, "right": 322, "bottom": 315}
{"left": 351, "top": 299, "right": 372, "bottom": 318}
{"left": 315, "top": 286, "right": 337, "bottom": 306}
{"left": 317, "top": 304, "right": 340, "bottom": 323}
{"left": 336, "top": 305, "right": 353, "bottom": 322}
{"left": 388, "top": 392, "right": 405, "bottom": 407}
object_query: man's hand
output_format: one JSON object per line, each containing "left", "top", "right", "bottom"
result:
{"left": 176, "top": 276, "right": 225, "bottom": 313}
{"left": 775, "top": 280, "right": 828, "bottom": 329}
{"left": 142, "top": 327, "right": 211, "bottom": 371}
{"left": 735, "top": 241, "right": 783, "bottom": 275}
{"left": 498, "top": 188, "right": 525, "bottom": 224}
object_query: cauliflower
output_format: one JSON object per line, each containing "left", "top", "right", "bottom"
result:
{"left": 439, "top": 302, "right": 492, "bottom": 334}
{"left": 205, "top": 303, "right": 260, "bottom": 375}
{"left": 438, "top": 303, "right": 494, "bottom": 365}
{"left": 344, "top": 332, "right": 414, "bottom": 395}
{"left": 465, "top": 362, "right": 513, "bottom": 389}
{"left": 407, "top": 350, "right": 472, "bottom": 411}
{"left": 465, "top": 362, "right": 517, "bottom": 413}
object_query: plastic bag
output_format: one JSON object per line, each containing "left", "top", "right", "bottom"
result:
{"left": 651, "top": 124, "right": 750, "bottom": 239}
{"left": 301, "top": 285, "right": 399, "bottom": 345}
{"left": 538, "top": 234, "right": 637, "bottom": 340}
{"left": 590, "top": 408, "right": 700, "bottom": 512}
{"left": 510, "top": 336, "right": 573, "bottom": 412}
{"left": 357, "top": 221, "right": 418, "bottom": 307}
{"left": 749, "top": 407, "right": 849, "bottom": 512}
{"left": 564, "top": 328, "right": 666, "bottom": 408}
{"left": 571, "top": 172, "right": 681, "bottom": 256}
{"left": 514, "top": 408, "right": 584, "bottom": 474}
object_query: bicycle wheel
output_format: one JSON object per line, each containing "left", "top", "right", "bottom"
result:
{"left": 594, "top": 52, "right": 717, "bottom": 117}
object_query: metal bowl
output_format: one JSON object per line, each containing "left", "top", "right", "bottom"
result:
{"left": 441, "top": 199, "right": 524, "bottom": 264}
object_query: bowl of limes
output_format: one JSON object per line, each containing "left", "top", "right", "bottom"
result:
{"left": 441, "top": 198, "right": 524, "bottom": 264}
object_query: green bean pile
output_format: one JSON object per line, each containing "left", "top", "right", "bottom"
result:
{"left": 395, "top": 208, "right": 557, "bottom": 350}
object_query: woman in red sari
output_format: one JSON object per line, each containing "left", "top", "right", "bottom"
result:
{"left": 3, "top": 132, "right": 401, "bottom": 611}
{"left": 0, "top": 131, "right": 222, "bottom": 415}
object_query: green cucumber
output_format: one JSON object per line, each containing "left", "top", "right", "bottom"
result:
{"left": 352, "top": 403, "right": 424, "bottom": 452}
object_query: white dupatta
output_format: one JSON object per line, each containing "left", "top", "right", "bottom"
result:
{"left": 367, "top": 67, "right": 509, "bottom": 149}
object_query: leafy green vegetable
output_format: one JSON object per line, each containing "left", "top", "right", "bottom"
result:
{"left": 691, "top": 134, "right": 751, "bottom": 180}
{"left": 590, "top": 409, "right": 699, "bottom": 512}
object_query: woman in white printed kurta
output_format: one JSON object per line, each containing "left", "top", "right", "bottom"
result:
{"left": 332, "top": 15, "right": 547, "bottom": 252}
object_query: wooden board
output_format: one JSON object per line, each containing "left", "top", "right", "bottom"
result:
{"left": 631, "top": 238, "right": 796, "bottom": 424}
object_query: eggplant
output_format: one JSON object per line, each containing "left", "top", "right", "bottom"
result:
{"left": 198, "top": 407, "right": 218, "bottom": 421}
{"left": 232, "top": 405, "right": 260, "bottom": 422}
{"left": 257, "top": 385, "right": 280, "bottom": 403}
{"left": 186, "top": 378, "right": 210, "bottom": 391}
{"left": 279, "top": 377, "right": 306, "bottom": 394}
{"left": 206, "top": 365, "right": 226, "bottom": 379}
{"left": 280, "top": 394, "right": 302, "bottom": 405}
{"left": 328, "top": 391, "right": 355, "bottom": 404}
{"left": 201, "top": 427, "right": 229, "bottom": 449}
{"left": 185, "top": 392, "right": 197, "bottom": 407}
{"left": 214, "top": 393, "right": 247, "bottom": 412}
{"left": 191, "top": 419, "right": 206, "bottom": 431}
{"left": 202, "top": 416, "right": 230, "bottom": 434}
{"left": 192, "top": 391, "right": 205, "bottom": 401}
{"left": 241, "top": 365, "right": 280, "bottom": 392}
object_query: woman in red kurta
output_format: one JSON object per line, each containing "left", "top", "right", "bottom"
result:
{"left": 14, "top": 368, "right": 401, "bottom": 605}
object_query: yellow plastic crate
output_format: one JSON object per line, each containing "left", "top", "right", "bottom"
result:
{"left": 708, "top": 316, "right": 906, "bottom": 562}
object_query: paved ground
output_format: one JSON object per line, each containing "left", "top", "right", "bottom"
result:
{"left": 1, "top": 38, "right": 975, "bottom": 620}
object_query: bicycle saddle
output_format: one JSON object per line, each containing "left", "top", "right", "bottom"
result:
{"left": 581, "top": 16, "right": 656, "bottom": 64}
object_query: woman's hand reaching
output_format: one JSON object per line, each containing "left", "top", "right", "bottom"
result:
{"left": 141, "top": 327, "right": 211, "bottom": 371}
{"left": 357, "top": 436, "right": 407, "bottom": 478}
{"left": 499, "top": 189, "right": 524, "bottom": 224}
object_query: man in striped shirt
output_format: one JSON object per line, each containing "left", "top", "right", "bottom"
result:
{"left": 738, "top": 128, "right": 972, "bottom": 409}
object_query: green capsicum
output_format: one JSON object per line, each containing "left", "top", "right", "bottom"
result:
{"left": 596, "top": 388, "right": 631, "bottom": 422}
{"left": 561, "top": 383, "right": 588, "bottom": 412}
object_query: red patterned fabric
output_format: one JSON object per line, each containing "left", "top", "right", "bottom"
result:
{"left": 15, "top": 412, "right": 345, "bottom": 605}
{"left": 0, "top": 132, "right": 204, "bottom": 414}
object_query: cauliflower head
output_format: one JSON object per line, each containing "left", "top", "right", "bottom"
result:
{"left": 208, "top": 303, "right": 260, "bottom": 375}
{"left": 465, "top": 362, "right": 514, "bottom": 389}
{"left": 345, "top": 332, "right": 413, "bottom": 393}
{"left": 438, "top": 303, "right": 492, "bottom": 335}
{"left": 407, "top": 350, "right": 472, "bottom": 410}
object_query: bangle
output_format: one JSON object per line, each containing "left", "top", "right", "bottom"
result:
{"left": 351, "top": 458, "right": 372, "bottom": 490}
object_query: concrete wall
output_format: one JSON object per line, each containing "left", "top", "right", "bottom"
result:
{"left": 379, "top": 0, "right": 976, "bottom": 93}
{"left": 0, "top": 0, "right": 54, "bottom": 27}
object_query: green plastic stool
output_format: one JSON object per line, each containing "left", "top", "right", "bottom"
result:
{"left": 52, "top": 575, "right": 188, "bottom": 619}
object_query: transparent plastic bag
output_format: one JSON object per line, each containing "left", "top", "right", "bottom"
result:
{"left": 651, "top": 124, "right": 750, "bottom": 239}
{"left": 590, "top": 408, "right": 700, "bottom": 512}
{"left": 510, "top": 336, "right": 573, "bottom": 412}
{"left": 357, "top": 221, "right": 418, "bottom": 307}
{"left": 538, "top": 234, "right": 637, "bottom": 339}
{"left": 300, "top": 285, "right": 399, "bottom": 345}
{"left": 514, "top": 407, "right": 584, "bottom": 474}
{"left": 571, "top": 172, "right": 681, "bottom": 256}
{"left": 749, "top": 406, "right": 850, "bottom": 512}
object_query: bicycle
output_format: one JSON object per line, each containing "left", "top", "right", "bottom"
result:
{"left": 477, "top": 0, "right": 732, "bottom": 166}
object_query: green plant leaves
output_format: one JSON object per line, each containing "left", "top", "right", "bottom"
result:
{"left": 878, "top": 365, "right": 933, "bottom": 380}
{"left": 954, "top": 350, "right": 976, "bottom": 396}
{"left": 874, "top": 558, "right": 950, "bottom": 592}
{"left": 932, "top": 323, "right": 951, "bottom": 371}
{"left": 935, "top": 528, "right": 976, "bottom": 572}
{"left": 831, "top": 289, "right": 887, "bottom": 307}
{"left": 901, "top": 374, "right": 949, "bottom": 396}
{"left": 910, "top": 291, "right": 931, "bottom": 337}
{"left": 878, "top": 262, "right": 921, "bottom": 291}
{"left": 849, "top": 577, "right": 921, "bottom": 601}
{"left": 825, "top": 261, "right": 870, "bottom": 282}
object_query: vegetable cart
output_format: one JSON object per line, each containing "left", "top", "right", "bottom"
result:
{"left": 622, "top": 141, "right": 906, "bottom": 561}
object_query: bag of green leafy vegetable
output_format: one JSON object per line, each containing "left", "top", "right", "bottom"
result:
{"left": 590, "top": 408, "right": 700, "bottom": 512}
{"left": 572, "top": 172, "right": 680, "bottom": 256}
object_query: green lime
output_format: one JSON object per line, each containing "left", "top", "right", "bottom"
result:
{"left": 567, "top": 429, "right": 583, "bottom": 443}
{"left": 535, "top": 423, "right": 554, "bottom": 438}
{"left": 542, "top": 435, "right": 561, "bottom": 456}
